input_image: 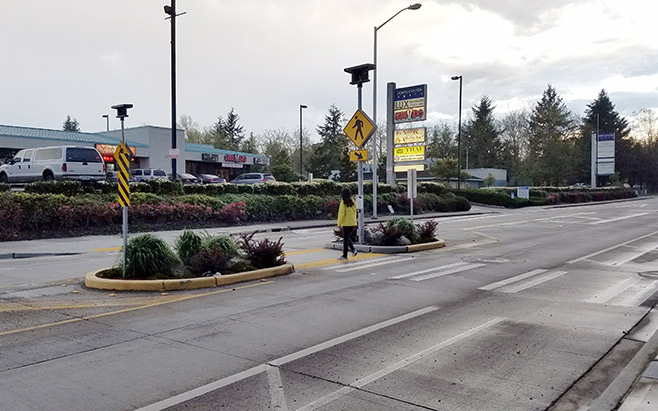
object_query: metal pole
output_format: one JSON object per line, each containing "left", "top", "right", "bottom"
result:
{"left": 357, "top": 84, "right": 365, "bottom": 244}
{"left": 170, "top": 0, "right": 177, "bottom": 180}
{"left": 121, "top": 117, "right": 128, "bottom": 279}
{"left": 386, "top": 82, "right": 396, "bottom": 186}
{"left": 372, "top": 26, "right": 378, "bottom": 219}
{"left": 457, "top": 77, "right": 462, "bottom": 189}
{"left": 299, "top": 105, "right": 306, "bottom": 177}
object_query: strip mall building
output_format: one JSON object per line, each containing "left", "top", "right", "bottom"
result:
{"left": 0, "top": 124, "right": 269, "bottom": 181}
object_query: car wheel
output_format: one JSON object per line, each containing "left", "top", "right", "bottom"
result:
{"left": 0, "top": 173, "right": 8, "bottom": 184}
{"left": 43, "top": 172, "right": 54, "bottom": 181}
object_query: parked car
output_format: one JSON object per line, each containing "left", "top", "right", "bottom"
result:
{"left": 130, "top": 168, "right": 168, "bottom": 182}
{"left": 194, "top": 173, "right": 226, "bottom": 184}
{"left": 0, "top": 145, "right": 105, "bottom": 184}
{"left": 229, "top": 173, "right": 276, "bottom": 184}
{"left": 176, "top": 173, "right": 201, "bottom": 184}
{"left": 105, "top": 171, "right": 119, "bottom": 182}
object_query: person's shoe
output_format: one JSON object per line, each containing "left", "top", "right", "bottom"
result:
{"left": 337, "top": 256, "right": 348, "bottom": 261}
{"left": 352, "top": 250, "right": 358, "bottom": 257}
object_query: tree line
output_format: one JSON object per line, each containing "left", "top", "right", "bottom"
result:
{"left": 173, "top": 87, "right": 657, "bottom": 189}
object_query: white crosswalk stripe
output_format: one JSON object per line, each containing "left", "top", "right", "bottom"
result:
{"left": 479, "top": 269, "right": 568, "bottom": 293}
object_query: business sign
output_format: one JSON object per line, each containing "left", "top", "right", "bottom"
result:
{"left": 224, "top": 153, "right": 247, "bottom": 163}
{"left": 202, "top": 153, "right": 219, "bottom": 162}
{"left": 96, "top": 143, "right": 135, "bottom": 162}
{"left": 394, "top": 84, "right": 427, "bottom": 124}
{"left": 597, "top": 133, "right": 615, "bottom": 176}
{"left": 344, "top": 109, "right": 376, "bottom": 148}
{"left": 169, "top": 149, "right": 179, "bottom": 159}
{"left": 394, "top": 145, "right": 425, "bottom": 162}
{"left": 394, "top": 164, "right": 424, "bottom": 172}
{"left": 394, "top": 127, "right": 426, "bottom": 145}
{"left": 254, "top": 157, "right": 269, "bottom": 165}
{"left": 517, "top": 186, "right": 530, "bottom": 199}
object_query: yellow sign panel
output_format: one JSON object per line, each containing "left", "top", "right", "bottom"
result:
{"left": 349, "top": 149, "right": 368, "bottom": 162}
{"left": 394, "top": 127, "right": 426, "bottom": 145}
{"left": 394, "top": 164, "right": 425, "bottom": 172}
{"left": 394, "top": 145, "right": 425, "bottom": 162}
{"left": 343, "top": 109, "right": 376, "bottom": 149}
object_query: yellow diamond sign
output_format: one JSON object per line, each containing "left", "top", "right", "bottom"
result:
{"left": 344, "top": 109, "right": 376, "bottom": 149}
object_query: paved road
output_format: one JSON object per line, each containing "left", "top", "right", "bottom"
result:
{"left": 1, "top": 200, "right": 657, "bottom": 410}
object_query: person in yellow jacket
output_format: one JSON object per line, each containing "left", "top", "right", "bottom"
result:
{"left": 337, "top": 187, "right": 358, "bottom": 260}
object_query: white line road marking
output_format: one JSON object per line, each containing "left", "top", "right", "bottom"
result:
{"left": 320, "top": 256, "right": 400, "bottom": 271}
{"left": 411, "top": 263, "right": 486, "bottom": 282}
{"left": 589, "top": 213, "right": 649, "bottom": 225}
{"left": 567, "top": 230, "right": 658, "bottom": 264}
{"left": 335, "top": 257, "right": 415, "bottom": 273}
{"left": 296, "top": 318, "right": 506, "bottom": 411}
{"left": 478, "top": 269, "right": 547, "bottom": 291}
{"left": 137, "top": 306, "right": 440, "bottom": 411}
{"left": 500, "top": 271, "right": 568, "bottom": 293}
{"left": 267, "top": 365, "right": 289, "bottom": 411}
{"left": 270, "top": 306, "right": 439, "bottom": 366}
{"left": 134, "top": 364, "right": 268, "bottom": 411}
{"left": 609, "top": 279, "right": 658, "bottom": 307}
{"left": 389, "top": 262, "right": 470, "bottom": 279}
{"left": 586, "top": 278, "right": 641, "bottom": 304}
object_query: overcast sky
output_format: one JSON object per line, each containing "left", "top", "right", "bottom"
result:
{"left": 3, "top": 0, "right": 657, "bottom": 142}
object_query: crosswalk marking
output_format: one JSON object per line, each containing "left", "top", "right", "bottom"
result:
{"left": 411, "top": 263, "right": 486, "bottom": 282}
{"left": 478, "top": 269, "right": 547, "bottom": 291}
{"left": 586, "top": 278, "right": 641, "bottom": 304}
{"left": 335, "top": 257, "right": 415, "bottom": 273}
{"left": 320, "top": 255, "right": 401, "bottom": 271}
{"left": 389, "top": 262, "right": 470, "bottom": 280}
{"left": 499, "top": 271, "right": 568, "bottom": 293}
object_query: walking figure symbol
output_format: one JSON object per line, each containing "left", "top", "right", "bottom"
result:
{"left": 352, "top": 115, "right": 364, "bottom": 140}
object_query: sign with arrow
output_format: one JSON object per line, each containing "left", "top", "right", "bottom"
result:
{"left": 349, "top": 149, "right": 368, "bottom": 162}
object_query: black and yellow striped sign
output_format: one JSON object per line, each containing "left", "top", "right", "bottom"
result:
{"left": 113, "top": 142, "right": 131, "bottom": 206}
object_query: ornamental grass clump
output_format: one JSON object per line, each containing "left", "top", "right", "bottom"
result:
{"left": 124, "top": 234, "right": 181, "bottom": 279}
{"left": 388, "top": 217, "right": 419, "bottom": 244}
{"left": 175, "top": 229, "right": 202, "bottom": 265}
{"left": 416, "top": 220, "right": 439, "bottom": 243}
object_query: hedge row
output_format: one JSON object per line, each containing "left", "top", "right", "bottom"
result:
{"left": 24, "top": 179, "right": 450, "bottom": 197}
{"left": 454, "top": 187, "right": 637, "bottom": 208}
{"left": 0, "top": 189, "right": 469, "bottom": 241}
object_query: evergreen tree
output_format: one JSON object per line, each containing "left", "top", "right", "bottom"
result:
{"left": 211, "top": 108, "right": 245, "bottom": 150}
{"left": 309, "top": 104, "right": 354, "bottom": 181}
{"left": 462, "top": 96, "right": 503, "bottom": 168}
{"left": 426, "top": 123, "right": 456, "bottom": 160}
{"left": 580, "top": 89, "right": 630, "bottom": 185}
{"left": 500, "top": 109, "right": 530, "bottom": 186}
{"left": 63, "top": 115, "right": 80, "bottom": 132}
{"left": 527, "top": 85, "right": 576, "bottom": 186}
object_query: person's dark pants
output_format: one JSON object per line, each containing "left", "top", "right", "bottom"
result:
{"left": 342, "top": 226, "right": 356, "bottom": 257}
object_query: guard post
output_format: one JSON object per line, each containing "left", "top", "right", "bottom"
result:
{"left": 111, "top": 103, "right": 133, "bottom": 279}
{"left": 344, "top": 64, "right": 376, "bottom": 244}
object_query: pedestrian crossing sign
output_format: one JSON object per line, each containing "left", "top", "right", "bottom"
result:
{"left": 344, "top": 109, "right": 376, "bottom": 149}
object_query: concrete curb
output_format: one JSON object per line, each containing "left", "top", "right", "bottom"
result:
{"left": 325, "top": 239, "right": 445, "bottom": 254}
{"left": 589, "top": 326, "right": 658, "bottom": 410}
{"left": 84, "top": 264, "right": 295, "bottom": 291}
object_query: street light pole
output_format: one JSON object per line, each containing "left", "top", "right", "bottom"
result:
{"left": 372, "top": 3, "right": 421, "bottom": 219}
{"left": 451, "top": 75, "right": 462, "bottom": 189}
{"left": 299, "top": 104, "right": 307, "bottom": 177}
{"left": 164, "top": 1, "right": 186, "bottom": 181}
{"left": 102, "top": 114, "right": 109, "bottom": 131}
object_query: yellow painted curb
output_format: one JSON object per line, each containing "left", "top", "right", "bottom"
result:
{"left": 84, "top": 264, "right": 295, "bottom": 292}
{"left": 405, "top": 239, "right": 446, "bottom": 252}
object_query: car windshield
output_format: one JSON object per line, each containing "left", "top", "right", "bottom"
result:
{"left": 153, "top": 170, "right": 167, "bottom": 177}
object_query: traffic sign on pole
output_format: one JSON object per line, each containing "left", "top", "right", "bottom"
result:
{"left": 349, "top": 149, "right": 369, "bottom": 162}
{"left": 113, "top": 144, "right": 131, "bottom": 207}
{"left": 344, "top": 109, "right": 376, "bottom": 149}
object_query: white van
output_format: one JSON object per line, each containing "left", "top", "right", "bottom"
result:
{"left": 0, "top": 146, "right": 105, "bottom": 184}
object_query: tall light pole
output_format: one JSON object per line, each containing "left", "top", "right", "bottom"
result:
{"left": 299, "top": 104, "right": 307, "bottom": 177}
{"left": 451, "top": 75, "right": 462, "bottom": 189}
{"left": 373, "top": 3, "right": 421, "bottom": 218}
{"left": 164, "top": 1, "right": 186, "bottom": 181}
{"left": 102, "top": 114, "right": 109, "bottom": 131}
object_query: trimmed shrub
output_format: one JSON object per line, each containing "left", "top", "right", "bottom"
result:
{"left": 388, "top": 217, "right": 419, "bottom": 244}
{"left": 187, "top": 244, "right": 230, "bottom": 276}
{"left": 218, "top": 200, "right": 247, "bottom": 224}
{"left": 368, "top": 222, "right": 403, "bottom": 246}
{"left": 0, "top": 183, "right": 10, "bottom": 193}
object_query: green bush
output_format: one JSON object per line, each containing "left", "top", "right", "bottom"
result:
{"left": 187, "top": 244, "right": 231, "bottom": 276}
{"left": 388, "top": 217, "right": 419, "bottom": 243}
{"left": 0, "top": 183, "right": 10, "bottom": 193}
{"left": 175, "top": 230, "right": 203, "bottom": 265}
{"left": 130, "top": 192, "right": 161, "bottom": 205}
{"left": 25, "top": 180, "right": 97, "bottom": 196}
{"left": 124, "top": 234, "right": 181, "bottom": 279}
{"left": 201, "top": 234, "right": 240, "bottom": 257}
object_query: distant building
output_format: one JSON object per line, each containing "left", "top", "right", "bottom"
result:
{"left": 464, "top": 168, "right": 507, "bottom": 187}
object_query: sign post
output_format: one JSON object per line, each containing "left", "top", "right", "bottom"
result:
{"left": 111, "top": 104, "right": 133, "bottom": 279}
{"left": 344, "top": 63, "right": 376, "bottom": 245}
{"left": 407, "top": 168, "right": 417, "bottom": 223}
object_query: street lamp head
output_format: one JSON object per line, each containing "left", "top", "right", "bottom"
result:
{"left": 111, "top": 103, "right": 134, "bottom": 119}
{"left": 300, "top": 105, "right": 308, "bottom": 109}
{"left": 408, "top": 3, "right": 422, "bottom": 10}
{"left": 451, "top": 75, "right": 462, "bottom": 81}
{"left": 102, "top": 114, "right": 108, "bottom": 118}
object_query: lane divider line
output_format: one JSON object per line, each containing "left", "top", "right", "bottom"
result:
{"left": 567, "top": 230, "right": 658, "bottom": 265}
{"left": 589, "top": 213, "right": 649, "bottom": 225}
{"left": 296, "top": 317, "right": 506, "bottom": 411}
